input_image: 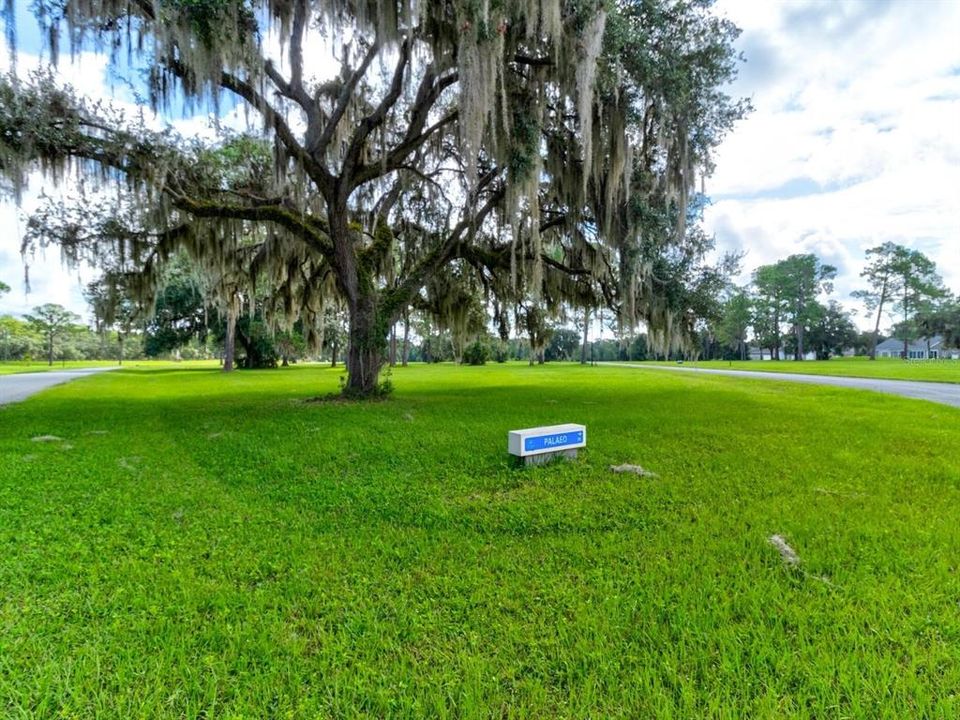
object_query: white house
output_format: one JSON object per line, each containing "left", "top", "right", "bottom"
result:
{"left": 747, "top": 347, "right": 818, "bottom": 361}
{"left": 875, "top": 336, "right": 960, "bottom": 360}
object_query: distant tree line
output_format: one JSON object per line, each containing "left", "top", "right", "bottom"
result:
{"left": 0, "top": 302, "right": 143, "bottom": 364}
{"left": 3, "top": 238, "right": 956, "bottom": 367}
{"left": 708, "top": 242, "right": 957, "bottom": 361}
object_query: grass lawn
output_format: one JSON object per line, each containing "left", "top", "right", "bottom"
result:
{"left": 0, "top": 360, "right": 122, "bottom": 375}
{"left": 636, "top": 356, "right": 960, "bottom": 384}
{"left": 2, "top": 363, "right": 959, "bottom": 717}
{"left": 0, "top": 359, "right": 227, "bottom": 375}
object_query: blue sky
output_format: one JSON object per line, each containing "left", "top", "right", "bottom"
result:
{"left": 1, "top": 0, "right": 959, "bottom": 332}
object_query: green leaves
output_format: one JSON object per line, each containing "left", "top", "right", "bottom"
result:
{"left": 751, "top": 254, "right": 840, "bottom": 359}
{"left": 23, "top": 302, "right": 83, "bottom": 364}
{"left": 853, "top": 242, "right": 947, "bottom": 355}
{"left": 1, "top": 0, "right": 750, "bottom": 395}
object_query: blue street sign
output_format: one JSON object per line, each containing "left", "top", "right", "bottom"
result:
{"left": 524, "top": 431, "right": 584, "bottom": 452}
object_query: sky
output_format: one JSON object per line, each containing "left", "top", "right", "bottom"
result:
{"left": 1, "top": 0, "right": 958, "bottom": 331}
{"left": 705, "top": 0, "right": 960, "bottom": 328}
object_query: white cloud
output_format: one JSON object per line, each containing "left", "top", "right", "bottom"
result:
{"left": 705, "top": 0, "right": 960, "bottom": 328}
{"left": 706, "top": 155, "right": 960, "bottom": 329}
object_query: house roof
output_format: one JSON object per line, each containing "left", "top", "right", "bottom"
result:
{"left": 876, "top": 336, "right": 945, "bottom": 352}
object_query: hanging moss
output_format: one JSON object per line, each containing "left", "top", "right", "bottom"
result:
{"left": 2, "top": 0, "right": 747, "bottom": 378}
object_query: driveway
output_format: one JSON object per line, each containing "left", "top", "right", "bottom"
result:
{"left": 607, "top": 363, "right": 960, "bottom": 409}
{"left": 0, "top": 367, "right": 118, "bottom": 406}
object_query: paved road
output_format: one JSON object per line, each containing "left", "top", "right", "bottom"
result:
{"left": 607, "top": 363, "right": 960, "bottom": 409}
{"left": 0, "top": 367, "right": 117, "bottom": 405}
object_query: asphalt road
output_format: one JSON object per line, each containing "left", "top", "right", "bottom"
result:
{"left": 0, "top": 367, "right": 117, "bottom": 406}
{"left": 608, "top": 363, "right": 960, "bottom": 409}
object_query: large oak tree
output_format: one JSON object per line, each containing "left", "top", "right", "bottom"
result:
{"left": 1, "top": 0, "right": 745, "bottom": 395}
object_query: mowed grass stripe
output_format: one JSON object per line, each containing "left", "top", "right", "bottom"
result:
{"left": 637, "top": 356, "right": 960, "bottom": 384}
{"left": 0, "top": 360, "right": 224, "bottom": 375}
{"left": 1, "top": 363, "right": 958, "bottom": 718}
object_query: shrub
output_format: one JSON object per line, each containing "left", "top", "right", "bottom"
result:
{"left": 462, "top": 340, "right": 490, "bottom": 366}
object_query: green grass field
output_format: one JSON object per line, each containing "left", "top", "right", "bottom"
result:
{"left": 639, "top": 356, "right": 960, "bottom": 384}
{"left": 0, "top": 359, "right": 230, "bottom": 375}
{"left": 2, "top": 363, "right": 959, "bottom": 717}
{"left": 0, "top": 360, "right": 121, "bottom": 375}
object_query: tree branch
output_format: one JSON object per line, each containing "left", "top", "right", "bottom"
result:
{"left": 381, "top": 173, "right": 505, "bottom": 319}
{"left": 513, "top": 53, "right": 552, "bottom": 67}
{"left": 129, "top": 0, "right": 156, "bottom": 21}
{"left": 313, "top": 38, "right": 382, "bottom": 160}
{"left": 354, "top": 109, "right": 458, "bottom": 187}
{"left": 352, "top": 67, "right": 458, "bottom": 187}
{"left": 288, "top": 0, "right": 309, "bottom": 95}
{"left": 171, "top": 195, "right": 332, "bottom": 258}
{"left": 342, "top": 38, "right": 410, "bottom": 185}
{"left": 216, "top": 67, "right": 332, "bottom": 193}
{"left": 262, "top": 1, "right": 326, "bottom": 158}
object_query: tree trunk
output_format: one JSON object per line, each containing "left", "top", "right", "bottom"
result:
{"left": 326, "top": 199, "right": 389, "bottom": 396}
{"left": 902, "top": 289, "right": 909, "bottom": 359}
{"left": 773, "top": 304, "right": 781, "bottom": 360}
{"left": 118, "top": 334, "right": 124, "bottom": 366}
{"left": 796, "top": 291, "right": 805, "bottom": 361}
{"left": 223, "top": 303, "right": 237, "bottom": 372}
{"left": 402, "top": 311, "right": 410, "bottom": 367}
{"left": 580, "top": 307, "right": 590, "bottom": 364}
{"left": 870, "top": 281, "right": 887, "bottom": 360}
{"left": 47, "top": 334, "right": 54, "bottom": 366}
{"left": 236, "top": 327, "right": 255, "bottom": 369}
{"left": 343, "top": 290, "right": 387, "bottom": 397}
{"left": 330, "top": 338, "right": 338, "bottom": 368}
{"left": 389, "top": 324, "right": 397, "bottom": 367}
